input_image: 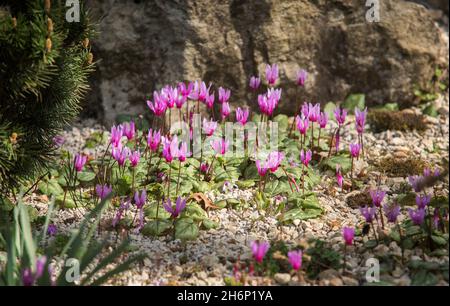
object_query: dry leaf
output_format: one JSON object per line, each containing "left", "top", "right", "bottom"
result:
{"left": 189, "top": 192, "right": 218, "bottom": 210}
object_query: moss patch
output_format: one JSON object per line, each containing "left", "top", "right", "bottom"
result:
{"left": 376, "top": 156, "right": 429, "bottom": 177}
{"left": 368, "top": 110, "right": 427, "bottom": 133}
{"left": 346, "top": 190, "right": 372, "bottom": 208}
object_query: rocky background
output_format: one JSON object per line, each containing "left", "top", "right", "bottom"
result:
{"left": 83, "top": 0, "right": 449, "bottom": 125}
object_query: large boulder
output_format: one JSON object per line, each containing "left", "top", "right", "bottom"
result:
{"left": 85, "top": 0, "right": 448, "bottom": 125}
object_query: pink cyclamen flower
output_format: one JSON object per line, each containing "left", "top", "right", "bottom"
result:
{"left": 360, "top": 206, "right": 377, "bottom": 223}
{"left": 416, "top": 194, "right": 431, "bottom": 209}
{"left": 218, "top": 87, "right": 231, "bottom": 104}
{"left": 147, "top": 129, "right": 161, "bottom": 152}
{"left": 318, "top": 112, "right": 328, "bottom": 129}
{"left": 423, "top": 167, "right": 440, "bottom": 177}
{"left": 355, "top": 107, "right": 367, "bottom": 134}
{"left": 163, "top": 196, "right": 187, "bottom": 218}
{"left": 296, "top": 115, "right": 309, "bottom": 135}
{"left": 265, "top": 64, "right": 279, "bottom": 86}
{"left": 134, "top": 189, "right": 147, "bottom": 209}
{"left": 178, "top": 81, "right": 193, "bottom": 98}
{"left": 300, "top": 149, "right": 312, "bottom": 167}
{"left": 296, "top": 69, "right": 307, "bottom": 87}
{"left": 308, "top": 103, "right": 320, "bottom": 122}
{"left": 267, "top": 88, "right": 282, "bottom": 106}
{"left": 369, "top": 189, "right": 386, "bottom": 207}
{"left": 110, "top": 124, "right": 123, "bottom": 147}
{"left": 301, "top": 102, "right": 309, "bottom": 118}
{"left": 112, "top": 199, "right": 130, "bottom": 228}
{"left": 202, "top": 119, "right": 218, "bottom": 136}
{"left": 22, "top": 256, "right": 47, "bottom": 286}
{"left": 249, "top": 75, "right": 261, "bottom": 91}
{"left": 129, "top": 150, "right": 140, "bottom": 167}
{"left": 74, "top": 153, "right": 87, "bottom": 172}
{"left": 408, "top": 175, "right": 425, "bottom": 193}
{"left": 334, "top": 107, "right": 347, "bottom": 126}
{"left": 336, "top": 165, "right": 344, "bottom": 188}
{"left": 178, "top": 141, "right": 189, "bottom": 162}
{"left": 236, "top": 107, "right": 249, "bottom": 126}
{"left": 112, "top": 145, "right": 130, "bottom": 167}
{"left": 123, "top": 121, "right": 135, "bottom": 140}
{"left": 383, "top": 203, "right": 401, "bottom": 223}
{"left": 95, "top": 184, "right": 112, "bottom": 200}
{"left": 147, "top": 91, "right": 167, "bottom": 116}
{"left": 349, "top": 143, "right": 361, "bottom": 158}
{"left": 408, "top": 208, "right": 426, "bottom": 225}
{"left": 161, "top": 135, "right": 180, "bottom": 163}
{"left": 250, "top": 241, "right": 270, "bottom": 263}
{"left": 210, "top": 138, "right": 229, "bottom": 155}
{"left": 198, "top": 81, "right": 210, "bottom": 102}
{"left": 287, "top": 250, "right": 303, "bottom": 271}
{"left": 342, "top": 227, "right": 355, "bottom": 245}
{"left": 221, "top": 102, "right": 231, "bottom": 119}
{"left": 255, "top": 160, "right": 268, "bottom": 177}
{"left": 266, "top": 151, "right": 284, "bottom": 172}
{"left": 205, "top": 91, "right": 215, "bottom": 109}
{"left": 200, "top": 163, "right": 209, "bottom": 173}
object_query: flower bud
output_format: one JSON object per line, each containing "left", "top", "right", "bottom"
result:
{"left": 45, "top": 38, "right": 52, "bottom": 52}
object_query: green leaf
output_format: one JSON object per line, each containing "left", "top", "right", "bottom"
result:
{"left": 321, "top": 154, "right": 352, "bottom": 174}
{"left": 214, "top": 200, "right": 227, "bottom": 209}
{"left": 431, "top": 235, "right": 448, "bottom": 246}
{"left": 174, "top": 218, "right": 199, "bottom": 241}
{"left": 342, "top": 94, "right": 365, "bottom": 113}
{"left": 183, "top": 203, "right": 207, "bottom": 221}
{"left": 323, "top": 102, "right": 336, "bottom": 118}
{"left": 142, "top": 220, "right": 172, "bottom": 237}
{"left": 423, "top": 104, "right": 438, "bottom": 118}
{"left": 405, "top": 225, "right": 422, "bottom": 237}
{"left": 273, "top": 114, "right": 289, "bottom": 131}
{"left": 235, "top": 180, "right": 255, "bottom": 188}
{"left": 411, "top": 270, "right": 438, "bottom": 286}
{"left": 38, "top": 179, "right": 63, "bottom": 196}
{"left": 77, "top": 171, "right": 95, "bottom": 182}
{"left": 280, "top": 207, "right": 322, "bottom": 222}
{"left": 202, "top": 219, "right": 219, "bottom": 230}
{"left": 144, "top": 204, "right": 171, "bottom": 220}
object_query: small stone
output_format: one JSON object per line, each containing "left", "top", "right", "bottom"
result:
{"left": 172, "top": 266, "right": 183, "bottom": 275}
{"left": 274, "top": 273, "right": 291, "bottom": 285}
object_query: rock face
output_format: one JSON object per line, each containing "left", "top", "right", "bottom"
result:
{"left": 85, "top": 0, "right": 448, "bottom": 125}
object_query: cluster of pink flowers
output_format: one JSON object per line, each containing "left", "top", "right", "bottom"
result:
{"left": 255, "top": 151, "right": 284, "bottom": 176}
{"left": 161, "top": 135, "right": 189, "bottom": 163}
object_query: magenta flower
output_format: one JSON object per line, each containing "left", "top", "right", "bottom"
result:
{"left": 360, "top": 206, "right": 377, "bottom": 223}
{"left": 416, "top": 194, "right": 431, "bottom": 209}
{"left": 383, "top": 203, "right": 401, "bottom": 223}
{"left": 188, "top": 81, "right": 200, "bottom": 101}
{"left": 178, "top": 81, "right": 193, "bottom": 98}
{"left": 296, "top": 69, "right": 307, "bottom": 87}
{"left": 147, "top": 129, "right": 161, "bottom": 152}
{"left": 342, "top": 227, "right": 355, "bottom": 245}
{"left": 161, "top": 136, "right": 179, "bottom": 163}
{"left": 355, "top": 107, "right": 367, "bottom": 135}
{"left": 336, "top": 165, "right": 344, "bottom": 188}
{"left": 129, "top": 150, "right": 140, "bottom": 167}
{"left": 265, "top": 64, "right": 279, "bottom": 86}
{"left": 203, "top": 90, "right": 214, "bottom": 109}
{"left": 202, "top": 119, "right": 218, "bottom": 136}
{"left": 218, "top": 87, "right": 231, "bottom": 104}
{"left": 250, "top": 240, "right": 270, "bottom": 263}
{"left": 408, "top": 175, "right": 425, "bottom": 192}
{"left": 266, "top": 151, "right": 284, "bottom": 172}
{"left": 334, "top": 107, "right": 347, "bottom": 126}
{"left": 318, "top": 112, "right": 328, "bottom": 129}
{"left": 112, "top": 145, "right": 130, "bottom": 167}
{"left": 307, "top": 103, "right": 320, "bottom": 122}
{"left": 178, "top": 141, "right": 189, "bottom": 162}
{"left": 255, "top": 160, "right": 268, "bottom": 177}
{"left": 408, "top": 208, "right": 426, "bottom": 225}
{"left": 221, "top": 101, "right": 231, "bottom": 119}
{"left": 198, "top": 81, "right": 210, "bottom": 102}
{"left": 369, "top": 189, "right": 386, "bottom": 207}
{"left": 47, "top": 224, "right": 57, "bottom": 236}
{"left": 423, "top": 167, "right": 440, "bottom": 177}
{"left": 163, "top": 196, "right": 187, "bottom": 218}
{"left": 296, "top": 115, "right": 309, "bottom": 135}
{"left": 200, "top": 163, "right": 209, "bottom": 173}
{"left": 123, "top": 121, "right": 135, "bottom": 140}
{"left": 210, "top": 138, "right": 229, "bottom": 155}
{"left": 349, "top": 143, "right": 361, "bottom": 158}
{"left": 96, "top": 184, "right": 112, "bottom": 200}
{"left": 300, "top": 149, "right": 312, "bottom": 167}
{"left": 236, "top": 107, "right": 249, "bottom": 126}
{"left": 267, "top": 88, "right": 282, "bottom": 105}
{"left": 134, "top": 189, "right": 147, "bottom": 209}
{"left": 74, "top": 153, "right": 87, "bottom": 172}
{"left": 249, "top": 75, "right": 261, "bottom": 91}
{"left": 301, "top": 102, "right": 309, "bottom": 118}
{"left": 22, "top": 256, "right": 47, "bottom": 286}
{"left": 287, "top": 250, "right": 303, "bottom": 271}
{"left": 112, "top": 199, "right": 130, "bottom": 228}
{"left": 147, "top": 91, "right": 167, "bottom": 116}
{"left": 110, "top": 124, "right": 123, "bottom": 147}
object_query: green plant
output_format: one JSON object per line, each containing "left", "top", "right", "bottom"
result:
{"left": 305, "top": 239, "right": 342, "bottom": 279}
{"left": 0, "top": 195, "right": 145, "bottom": 286}
{"left": 0, "top": 0, "right": 96, "bottom": 193}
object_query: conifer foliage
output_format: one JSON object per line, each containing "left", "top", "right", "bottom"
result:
{"left": 0, "top": 0, "right": 95, "bottom": 193}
